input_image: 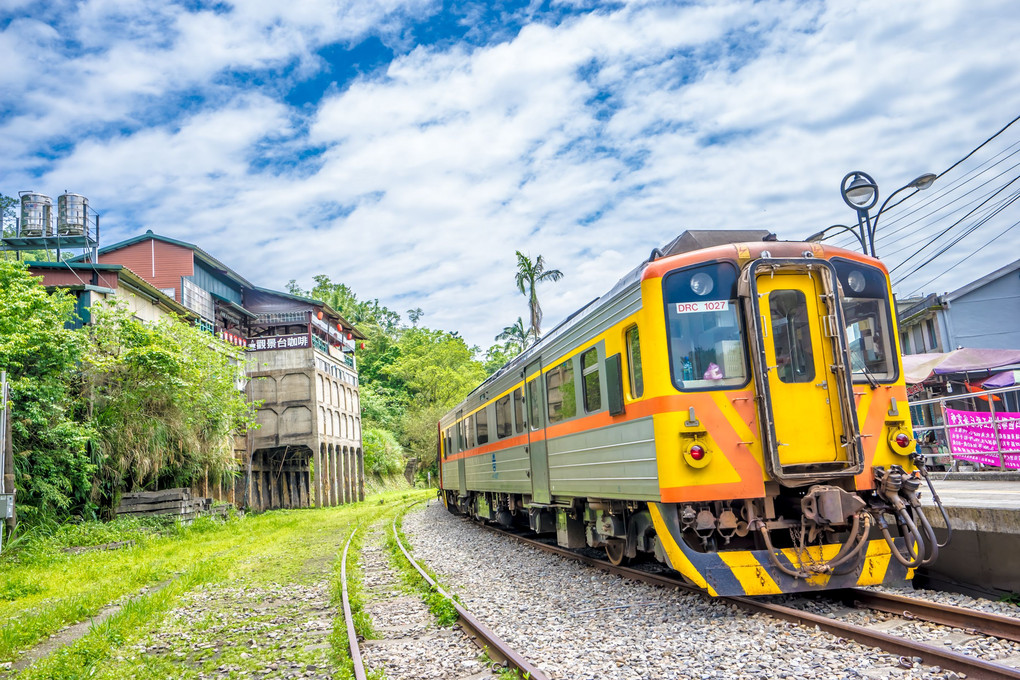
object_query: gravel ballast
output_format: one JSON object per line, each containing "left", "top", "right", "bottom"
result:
{"left": 403, "top": 500, "right": 985, "bottom": 680}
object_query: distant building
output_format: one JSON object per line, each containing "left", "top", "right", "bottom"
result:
{"left": 62, "top": 230, "right": 366, "bottom": 511}
{"left": 27, "top": 261, "right": 193, "bottom": 328}
{"left": 897, "top": 258, "right": 1020, "bottom": 354}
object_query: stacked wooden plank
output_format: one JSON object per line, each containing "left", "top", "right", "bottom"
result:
{"left": 116, "top": 488, "right": 228, "bottom": 521}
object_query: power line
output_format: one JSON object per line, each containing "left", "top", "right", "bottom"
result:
{"left": 905, "top": 218, "right": 1020, "bottom": 295}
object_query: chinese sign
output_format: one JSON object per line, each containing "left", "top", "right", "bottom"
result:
{"left": 248, "top": 334, "right": 310, "bottom": 352}
{"left": 945, "top": 407, "right": 1020, "bottom": 469}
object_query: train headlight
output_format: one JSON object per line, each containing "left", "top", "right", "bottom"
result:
{"left": 683, "top": 440, "right": 712, "bottom": 468}
{"left": 889, "top": 428, "right": 914, "bottom": 455}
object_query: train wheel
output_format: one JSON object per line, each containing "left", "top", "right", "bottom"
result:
{"left": 605, "top": 539, "right": 627, "bottom": 566}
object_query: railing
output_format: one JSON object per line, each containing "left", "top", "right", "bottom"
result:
{"left": 255, "top": 311, "right": 308, "bottom": 325}
{"left": 909, "top": 384, "right": 1020, "bottom": 470}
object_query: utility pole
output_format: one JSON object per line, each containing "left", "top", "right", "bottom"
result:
{"left": 1, "top": 372, "right": 14, "bottom": 548}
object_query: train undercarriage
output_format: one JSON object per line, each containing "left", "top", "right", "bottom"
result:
{"left": 442, "top": 460, "right": 949, "bottom": 596}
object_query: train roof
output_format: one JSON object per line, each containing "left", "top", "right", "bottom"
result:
{"left": 471, "top": 229, "right": 776, "bottom": 398}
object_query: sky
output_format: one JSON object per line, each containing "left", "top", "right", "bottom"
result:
{"left": 2, "top": 0, "right": 1019, "bottom": 349}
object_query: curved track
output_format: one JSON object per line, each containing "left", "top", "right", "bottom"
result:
{"left": 474, "top": 520, "right": 1020, "bottom": 680}
{"left": 339, "top": 512, "right": 550, "bottom": 680}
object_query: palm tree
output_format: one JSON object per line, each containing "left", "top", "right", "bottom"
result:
{"left": 514, "top": 251, "right": 563, "bottom": 342}
{"left": 495, "top": 317, "right": 530, "bottom": 354}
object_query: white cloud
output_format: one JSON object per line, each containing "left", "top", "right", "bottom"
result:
{"left": 2, "top": 0, "right": 1019, "bottom": 349}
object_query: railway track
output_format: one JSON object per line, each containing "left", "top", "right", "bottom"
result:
{"left": 473, "top": 520, "right": 1020, "bottom": 680}
{"left": 339, "top": 513, "right": 549, "bottom": 680}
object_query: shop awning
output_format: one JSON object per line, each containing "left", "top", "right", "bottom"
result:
{"left": 902, "top": 348, "right": 1020, "bottom": 384}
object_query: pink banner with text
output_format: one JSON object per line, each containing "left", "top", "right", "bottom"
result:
{"left": 945, "top": 407, "right": 1020, "bottom": 469}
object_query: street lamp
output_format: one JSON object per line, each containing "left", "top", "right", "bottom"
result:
{"left": 840, "top": 171, "right": 937, "bottom": 258}
{"left": 806, "top": 224, "right": 867, "bottom": 252}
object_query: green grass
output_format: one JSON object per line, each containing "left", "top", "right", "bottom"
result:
{"left": 1, "top": 489, "right": 432, "bottom": 679}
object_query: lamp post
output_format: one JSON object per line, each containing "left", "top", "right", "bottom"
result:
{"left": 806, "top": 224, "right": 867, "bottom": 252}
{"left": 840, "top": 171, "right": 937, "bottom": 258}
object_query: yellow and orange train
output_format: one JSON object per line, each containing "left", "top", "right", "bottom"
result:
{"left": 438, "top": 230, "right": 946, "bottom": 596}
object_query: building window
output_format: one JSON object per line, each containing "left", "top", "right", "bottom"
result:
{"left": 926, "top": 319, "right": 938, "bottom": 350}
{"left": 546, "top": 358, "right": 576, "bottom": 424}
{"left": 900, "top": 332, "right": 911, "bottom": 355}
{"left": 581, "top": 347, "right": 601, "bottom": 413}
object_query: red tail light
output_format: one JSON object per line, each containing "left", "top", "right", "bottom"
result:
{"left": 689, "top": 445, "right": 705, "bottom": 461}
{"left": 895, "top": 433, "right": 911, "bottom": 448}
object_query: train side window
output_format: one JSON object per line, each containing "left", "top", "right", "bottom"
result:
{"left": 456, "top": 412, "right": 465, "bottom": 451}
{"left": 546, "top": 358, "right": 577, "bottom": 423}
{"left": 466, "top": 414, "right": 476, "bottom": 448}
{"left": 769, "top": 289, "right": 815, "bottom": 383}
{"left": 495, "top": 394, "right": 512, "bottom": 439}
{"left": 625, "top": 325, "right": 644, "bottom": 398}
{"left": 527, "top": 378, "right": 543, "bottom": 430}
{"left": 513, "top": 387, "right": 526, "bottom": 432}
{"left": 581, "top": 347, "right": 601, "bottom": 412}
{"left": 476, "top": 407, "right": 489, "bottom": 445}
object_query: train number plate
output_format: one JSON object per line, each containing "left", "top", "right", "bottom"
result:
{"left": 675, "top": 300, "right": 729, "bottom": 314}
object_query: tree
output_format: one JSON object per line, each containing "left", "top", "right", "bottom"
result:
{"left": 407, "top": 307, "right": 424, "bottom": 326}
{"left": 0, "top": 259, "right": 92, "bottom": 524}
{"left": 495, "top": 317, "right": 529, "bottom": 354}
{"left": 514, "top": 251, "right": 563, "bottom": 342}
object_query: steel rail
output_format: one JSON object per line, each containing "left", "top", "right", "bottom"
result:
{"left": 834, "top": 588, "right": 1020, "bottom": 644}
{"left": 394, "top": 514, "right": 550, "bottom": 680}
{"left": 474, "top": 521, "right": 1020, "bottom": 680}
{"left": 340, "top": 526, "right": 368, "bottom": 680}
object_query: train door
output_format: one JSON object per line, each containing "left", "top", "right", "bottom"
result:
{"left": 455, "top": 410, "right": 467, "bottom": 496}
{"left": 524, "top": 360, "right": 551, "bottom": 504}
{"left": 746, "top": 259, "right": 861, "bottom": 483}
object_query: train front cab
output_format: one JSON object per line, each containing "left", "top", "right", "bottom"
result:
{"left": 643, "top": 243, "right": 943, "bottom": 596}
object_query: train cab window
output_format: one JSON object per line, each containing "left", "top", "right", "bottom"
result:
{"left": 476, "top": 408, "right": 489, "bottom": 445}
{"left": 832, "top": 259, "right": 898, "bottom": 383}
{"left": 546, "top": 358, "right": 577, "bottom": 423}
{"left": 495, "top": 394, "right": 512, "bottom": 439}
{"left": 466, "top": 414, "right": 476, "bottom": 449}
{"left": 769, "top": 290, "right": 815, "bottom": 383}
{"left": 663, "top": 263, "right": 749, "bottom": 391}
{"left": 527, "top": 378, "right": 543, "bottom": 430}
{"left": 625, "top": 325, "right": 644, "bottom": 398}
{"left": 581, "top": 348, "right": 601, "bottom": 412}
{"left": 513, "top": 387, "right": 526, "bottom": 432}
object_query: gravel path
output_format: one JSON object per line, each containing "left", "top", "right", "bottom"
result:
{"left": 358, "top": 518, "right": 498, "bottom": 680}
{"left": 404, "top": 501, "right": 966, "bottom": 680}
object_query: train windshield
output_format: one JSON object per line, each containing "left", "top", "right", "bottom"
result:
{"left": 663, "top": 262, "right": 749, "bottom": 391}
{"left": 832, "top": 258, "right": 898, "bottom": 383}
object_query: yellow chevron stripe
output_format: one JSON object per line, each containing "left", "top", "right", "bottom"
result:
{"left": 856, "top": 539, "right": 893, "bottom": 586}
{"left": 649, "top": 504, "right": 718, "bottom": 597}
{"left": 779, "top": 543, "right": 844, "bottom": 588}
{"left": 718, "top": 551, "right": 782, "bottom": 595}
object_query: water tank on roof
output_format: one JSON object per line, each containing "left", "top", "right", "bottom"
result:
{"left": 19, "top": 193, "right": 53, "bottom": 237}
{"left": 57, "top": 193, "right": 88, "bottom": 236}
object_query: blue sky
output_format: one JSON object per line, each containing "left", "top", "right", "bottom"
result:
{"left": 2, "top": 0, "right": 1019, "bottom": 349}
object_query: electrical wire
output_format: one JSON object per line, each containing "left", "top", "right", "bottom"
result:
{"left": 892, "top": 185, "right": 1020, "bottom": 284}
{"left": 888, "top": 172, "right": 1020, "bottom": 276}
{"left": 904, "top": 218, "right": 1020, "bottom": 295}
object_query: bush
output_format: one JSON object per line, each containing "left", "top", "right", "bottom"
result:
{"left": 362, "top": 428, "right": 405, "bottom": 476}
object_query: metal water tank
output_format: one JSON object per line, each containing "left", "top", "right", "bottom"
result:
{"left": 57, "top": 193, "right": 88, "bottom": 236}
{"left": 19, "top": 193, "right": 53, "bottom": 237}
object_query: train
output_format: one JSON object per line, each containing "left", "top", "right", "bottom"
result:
{"left": 437, "top": 230, "right": 949, "bottom": 596}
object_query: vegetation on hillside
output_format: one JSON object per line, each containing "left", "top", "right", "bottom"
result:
{"left": 0, "top": 260, "right": 257, "bottom": 527}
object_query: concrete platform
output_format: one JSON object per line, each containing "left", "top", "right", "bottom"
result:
{"left": 912, "top": 476, "right": 1020, "bottom": 597}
